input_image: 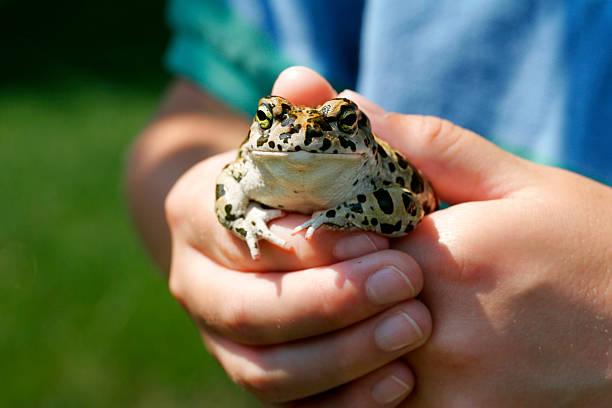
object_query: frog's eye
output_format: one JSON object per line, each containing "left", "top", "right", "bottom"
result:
{"left": 256, "top": 105, "right": 273, "bottom": 130}
{"left": 338, "top": 107, "right": 357, "bottom": 133}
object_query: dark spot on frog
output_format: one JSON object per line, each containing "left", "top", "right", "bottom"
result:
{"left": 304, "top": 125, "right": 320, "bottom": 146}
{"left": 338, "top": 136, "right": 357, "bottom": 152}
{"left": 277, "top": 144, "right": 282, "bottom": 151}
{"left": 371, "top": 217, "right": 378, "bottom": 226}
{"left": 333, "top": 149, "right": 338, "bottom": 154}
{"left": 358, "top": 112, "right": 370, "bottom": 128}
{"left": 257, "top": 136, "right": 268, "bottom": 147}
{"left": 395, "top": 152, "right": 408, "bottom": 169}
{"left": 395, "top": 176, "right": 405, "bottom": 186}
{"left": 311, "top": 115, "right": 332, "bottom": 131}
{"left": 215, "top": 184, "right": 225, "bottom": 199}
{"left": 410, "top": 174, "right": 425, "bottom": 194}
{"left": 306, "top": 125, "right": 323, "bottom": 139}
{"left": 357, "top": 194, "right": 366, "bottom": 203}
{"left": 320, "top": 138, "right": 332, "bottom": 151}
{"left": 362, "top": 217, "right": 369, "bottom": 226}
{"left": 382, "top": 180, "right": 392, "bottom": 186}
{"left": 388, "top": 162, "right": 396, "bottom": 172}
{"left": 377, "top": 143, "right": 388, "bottom": 158}
{"left": 268, "top": 141, "right": 275, "bottom": 149}
{"left": 224, "top": 204, "right": 238, "bottom": 221}
{"left": 348, "top": 202, "right": 363, "bottom": 213}
{"left": 401, "top": 192, "right": 418, "bottom": 216}
{"left": 404, "top": 223, "right": 414, "bottom": 233}
{"left": 325, "top": 209, "right": 336, "bottom": 218}
{"left": 235, "top": 227, "right": 247, "bottom": 237}
{"left": 373, "top": 189, "right": 394, "bottom": 214}
{"left": 294, "top": 145, "right": 302, "bottom": 151}
{"left": 380, "top": 220, "right": 402, "bottom": 234}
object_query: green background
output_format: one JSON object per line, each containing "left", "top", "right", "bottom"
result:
{"left": 0, "top": 1, "right": 256, "bottom": 406}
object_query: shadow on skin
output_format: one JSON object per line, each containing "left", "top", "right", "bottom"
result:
{"left": 399, "top": 215, "right": 612, "bottom": 405}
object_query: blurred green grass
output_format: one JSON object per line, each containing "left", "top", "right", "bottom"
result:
{"left": 0, "top": 76, "right": 257, "bottom": 408}
{"left": 0, "top": 1, "right": 257, "bottom": 406}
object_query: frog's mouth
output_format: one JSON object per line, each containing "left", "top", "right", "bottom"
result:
{"left": 251, "top": 150, "right": 363, "bottom": 165}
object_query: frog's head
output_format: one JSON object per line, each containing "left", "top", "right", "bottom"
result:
{"left": 243, "top": 96, "right": 375, "bottom": 156}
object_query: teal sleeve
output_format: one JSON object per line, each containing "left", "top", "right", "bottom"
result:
{"left": 164, "top": 0, "right": 293, "bottom": 114}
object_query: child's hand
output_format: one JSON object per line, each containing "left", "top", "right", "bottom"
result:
{"left": 344, "top": 90, "right": 612, "bottom": 406}
{"left": 164, "top": 68, "right": 433, "bottom": 405}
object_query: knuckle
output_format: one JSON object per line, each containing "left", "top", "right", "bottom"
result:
{"left": 426, "top": 322, "right": 487, "bottom": 371}
{"left": 230, "top": 363, "right": 288, "bottom": 403}
{"left": 416, "top": 115, "right": 462, "bottom": 155}
{"left": 167, "top": 268, "right": 184, "bottom": 303}
{"left": 215, "top": 296, "right": 263, "bottom": 343}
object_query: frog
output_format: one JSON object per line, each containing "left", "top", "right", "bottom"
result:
{"left": 215, "top": 96, "right": 439, "bottom": 259}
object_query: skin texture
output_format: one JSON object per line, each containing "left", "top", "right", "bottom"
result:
{"left": 125, "top": 67, "right": 612, "bottom": 407}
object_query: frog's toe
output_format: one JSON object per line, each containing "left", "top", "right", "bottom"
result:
{"left": 245, "top": 236, "right": 261, "bottom": 260}
{"left": 260, "top": 228, "right": 290, "bottom": 249}
{"left": 293, "top": 216, "right": 326, "bottom": 240}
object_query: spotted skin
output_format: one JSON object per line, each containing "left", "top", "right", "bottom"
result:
{"left": 215, "top": 96, "right": 438, "bottom": 259}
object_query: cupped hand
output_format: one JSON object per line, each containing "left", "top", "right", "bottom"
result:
{"left": 339, "top": 92, "right": 612, "bottom": 406}
{"left": 165, "top": 67, "right": 433, "bottom": 406}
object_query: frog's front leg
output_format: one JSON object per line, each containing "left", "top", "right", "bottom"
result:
{"left": 215, "top": 164, "right": 288, "bottom": 259}
{"left": 294, "top": 186, "right": 424, "bottom": 239}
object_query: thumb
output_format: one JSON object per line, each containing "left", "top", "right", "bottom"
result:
{"left": 271, "top": 66, "right": 337, "bottom": 107}
{"left": 340, "top": 90, "right": 533, "bottom": 204}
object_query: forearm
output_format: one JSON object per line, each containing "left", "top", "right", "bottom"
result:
{"left": 124, "top": 79, "right": 249, "bottom": 271}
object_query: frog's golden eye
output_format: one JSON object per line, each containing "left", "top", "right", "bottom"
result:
{"left": 338, "top": 107, "right": 357, "bottom": 133}
{"left": 256, "top": 105, "right": 273, "bottom": 129}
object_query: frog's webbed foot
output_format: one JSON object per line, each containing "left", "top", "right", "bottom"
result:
{"left": 294, "top": 186, "right": 425, "bottom": 240}
{"left": 292, "top": 215, "right": 324, "bottom": 240}
{"left": 293, "top": 208, "right": 357, "bottom": 240}
{"left": 239, "top": 203, "right": 290, "bottom": 260}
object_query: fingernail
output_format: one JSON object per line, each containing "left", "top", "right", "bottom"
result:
{"left": 366, "top": 266, "right": 416, "bottom": 305}
{"left": 372, "top": 375, "right": 412, "bottom": 404}
{"left": 333, "top": 234, "right": 386, "bottom": 260}
{"left": 375, "top": 312, "right": 424, "bottom": 352}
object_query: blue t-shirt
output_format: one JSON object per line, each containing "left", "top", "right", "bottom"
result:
{"left": 165, "top": 0, "right": 612, "bottom": 184}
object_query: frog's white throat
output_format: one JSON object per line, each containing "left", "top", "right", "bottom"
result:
{"left": 246, "top": 150, "right": 368, "bottom": 213}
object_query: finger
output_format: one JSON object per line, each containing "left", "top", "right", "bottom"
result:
{"left": 272, "top": 66, "right": 337, "bottom": 106}
{"left": 166, "top": 152, "right": 389, "bottom": 271}
{"left": 277, "top": 361, "right": 414, "bottom": 407}
{"left": 339, "top": 89, "right": 536, "bottom": 204}
{"left": 170, "top": 245, "right": 423, "bottom": 345}
{"left": 201, "top": 300, "right": 431, "bottom": 403}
